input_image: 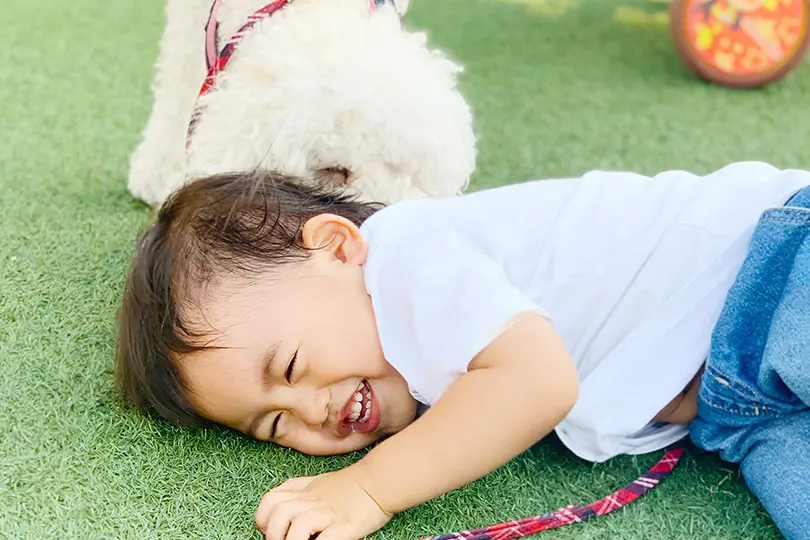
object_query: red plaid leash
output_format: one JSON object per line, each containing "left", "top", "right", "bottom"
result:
{"left": 189, "top": 0, "right": 388, "bottom": 149}
{"left": 188, "top": 0, "right": 293, "bottom": 148}
{"left": 420, "top": 443, "right": 685, "bottom": 540}
{"left": 204, "top": 0, "right": 223, "bottom": 73}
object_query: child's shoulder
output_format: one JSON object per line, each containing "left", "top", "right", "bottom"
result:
{"left": 360, "top": 161, "right": 810, "bottom": 258}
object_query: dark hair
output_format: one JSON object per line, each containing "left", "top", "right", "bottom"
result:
{"left": 115, "top": 170, "right": 383, "bottom": 427}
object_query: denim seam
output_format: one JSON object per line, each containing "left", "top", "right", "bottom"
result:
{"left": 763, "top": 204, "right": 810, "bottom": 214}
{"left": 760, "top": 205, "right": 810, "bottom": 224}
{"left": 706, "top": 365, "right": 762, "bottom": 401}
{"left": 701, "top": 394, "right": 771, "bottom": 417}
{"left": 759, "top": 216, "right": 810, "bottom": 225}
{"left": 701, "top": 367, "right": 776, "bottom": 417}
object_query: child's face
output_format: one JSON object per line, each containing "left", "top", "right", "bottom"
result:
{"left": 178, "top": 214, "right": 418, "bottom": 455}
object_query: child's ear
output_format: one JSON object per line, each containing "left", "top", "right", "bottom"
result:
{"left": 301, "top": 214, "right": 368, "bottom": 265}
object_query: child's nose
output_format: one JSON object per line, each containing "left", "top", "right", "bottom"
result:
{"left": 298, "top": 386, "right": 330, "bottom": 429}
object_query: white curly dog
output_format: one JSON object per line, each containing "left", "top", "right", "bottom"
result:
{"left": 128, "top": 0, "right": 477, "bottom": 206}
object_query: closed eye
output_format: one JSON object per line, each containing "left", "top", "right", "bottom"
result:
{"left": 270, "top": 413, "right": 282, "bottom": 440}
{"left": 285, "top": 350, "right": 298, "bottom": 384}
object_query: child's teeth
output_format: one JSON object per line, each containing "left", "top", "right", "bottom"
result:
{"left": 347, "top": 381, "right": 373, "bottom": 426}
{"left": 359, "top": 398, "right": 371, "bottom": 423}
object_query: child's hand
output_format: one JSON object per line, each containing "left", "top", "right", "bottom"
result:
{"left": 255, "top": 465, "right": 392, "bottom": 540}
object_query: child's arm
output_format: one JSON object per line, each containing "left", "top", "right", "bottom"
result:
{"left": 256, "top": 314, "right": 579, "bottom": 540}
{"left": 356, "top": 312, "right": 579, "bottom": 514}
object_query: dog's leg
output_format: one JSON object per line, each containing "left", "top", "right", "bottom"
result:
{"left": 393, "top": 0, "right": 409, "bottom": 15}
{"left": 128, "top": 0, "right": 213, "bottom": 206}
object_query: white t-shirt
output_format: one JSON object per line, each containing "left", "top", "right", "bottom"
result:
{"left": 358, "top": 162, "right": 810, "bottom": 463}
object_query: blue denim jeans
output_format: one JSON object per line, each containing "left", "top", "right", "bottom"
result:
{"left": 690, "top": 186, "right": 810, "bottom": 540}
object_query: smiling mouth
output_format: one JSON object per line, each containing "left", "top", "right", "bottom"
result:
{"left": 338, "top": 380, "right": 379, "bottom": 435}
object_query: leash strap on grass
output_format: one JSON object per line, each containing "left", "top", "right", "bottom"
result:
{"left": 421, "top": 443, "right": 685, "bottom": 540}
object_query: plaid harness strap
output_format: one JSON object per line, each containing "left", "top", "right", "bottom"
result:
{"left": 420, "top": 444, "right": 685, "bottom": 540}
{"left": 188, "top": 0, "right": 391, "bottom": 149}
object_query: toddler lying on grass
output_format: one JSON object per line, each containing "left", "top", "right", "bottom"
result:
{"left": 116, "top": 162, "right": 810, "bottom": 540}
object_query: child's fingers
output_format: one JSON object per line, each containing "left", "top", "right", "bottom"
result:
{"left": 313, "top": 523, "right": 355, "bottom": 540}
{"left": 262, "top": 499, "right": 321, "bottom": 540}
{"left": 255, "top": 490, "right": 302, "bottom": 533}
{"left": 284, "top": 509, "right": 333, "bottom": 540}
{"left": 274, "top": 475, "right": 317, "bottom": 492}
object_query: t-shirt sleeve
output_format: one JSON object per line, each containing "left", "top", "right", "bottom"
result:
{"left": 363, "top": 229, "right": 549, "bottom": 405}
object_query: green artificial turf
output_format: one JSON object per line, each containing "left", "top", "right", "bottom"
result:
{"left": 1, "top": 0, "right": 807, "bottom": 537}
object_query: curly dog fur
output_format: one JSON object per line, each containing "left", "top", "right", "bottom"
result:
{"left": 128, "top": 0, "right": 477, "bottom": 206}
